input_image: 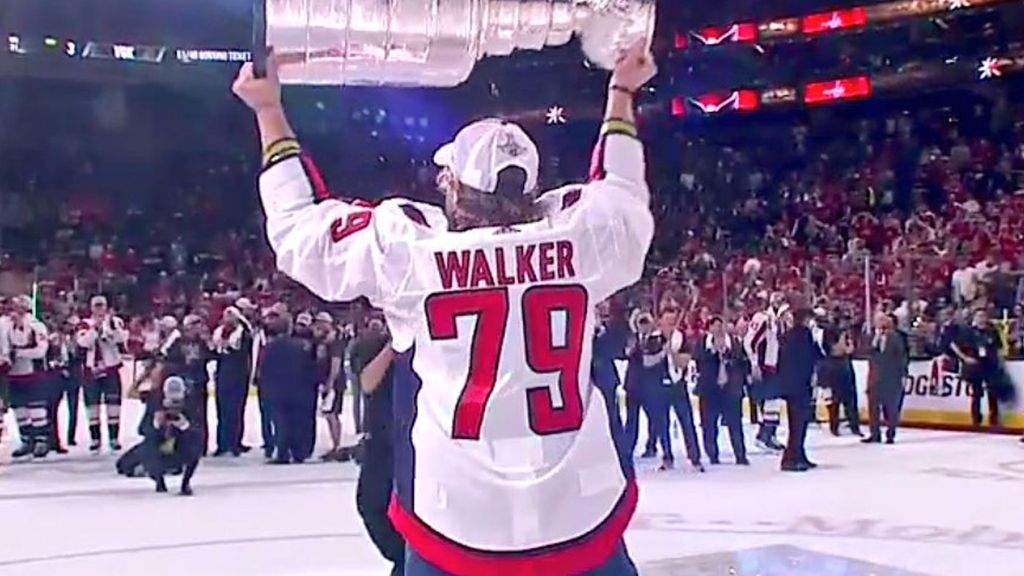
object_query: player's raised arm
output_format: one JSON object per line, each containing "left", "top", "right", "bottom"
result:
{"left": 589, "top": 39, "right": 656, "bottom": 196}
{"left": 233, "top": 55, "right": 386, "bottom": 304}
{"left": 580, "top": 39, "right": 658, "bottom": 300}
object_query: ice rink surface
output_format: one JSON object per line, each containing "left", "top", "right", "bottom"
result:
{"left": 2, "top": 401, "right": 1023, "bottom": 576}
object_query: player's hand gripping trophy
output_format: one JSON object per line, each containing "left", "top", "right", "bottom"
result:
{"left": 233, "top": 36, "right": 656, "bottom": 151}
{"left": 607, "top": 38, "right": 657, "bottom": 101}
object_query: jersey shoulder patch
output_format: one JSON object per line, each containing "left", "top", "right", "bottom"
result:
{"left": 378, "top": 198, "right": 449, "bottom": 232}
{"left": 399, "top": 203, "right": 430, "bottom": 227}
{"left": 536, "top": 184, "right": 585, "bottom": 218}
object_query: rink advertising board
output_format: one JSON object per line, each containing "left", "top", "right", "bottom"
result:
{"left": 850, "top": 359, "right": 1024, "bottom": 431}
{"left": 614, "top": 359, "right": 1024, "bottom": 433}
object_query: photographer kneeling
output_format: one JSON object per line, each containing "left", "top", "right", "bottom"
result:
{"left": 142, "top": 375, "right": 204, "bottom": 496}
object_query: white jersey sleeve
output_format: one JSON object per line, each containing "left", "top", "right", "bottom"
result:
{"left": 539, "top": 131, "right": 654, "bottom": 302}
{"left": 742, "top": 312, "right": 764, "bottom": 363}
{"left": 76, "top": 322, "right": 97, "bottom": 350}
{"left": 0, "top": 317, "right": 11, "bottom": 367}
{"left": 259, "top": 154, "right": 431, "bottom": 308}
{"left": 15, "top": 319, "right": 49, "bottom": 361}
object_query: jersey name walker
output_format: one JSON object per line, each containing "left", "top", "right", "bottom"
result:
{"left": 259, "top": 131, "right": 653, "bottom": 575}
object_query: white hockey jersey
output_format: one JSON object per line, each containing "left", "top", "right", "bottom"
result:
{"left": 0, "top": 315, "right": 11, "bottom": 373}
{"left": 260, "top": 131, "right": 653, "bottom": 575}
{"left": 743, "top": 308, "right": 782, "bottom": 374}
{"left": 77, "top": 314, "right": 128, "bottom": 378}
{"left": 6, "top": 313, "right": 49, "bottom": 384}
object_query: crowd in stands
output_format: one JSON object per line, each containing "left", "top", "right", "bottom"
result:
{"left": 2, "top": 80, "right": 1024, "bottom": 357}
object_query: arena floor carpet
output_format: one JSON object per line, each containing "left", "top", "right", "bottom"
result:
{"left": 1, "top": 401, "right": 1021, "bottom": 576}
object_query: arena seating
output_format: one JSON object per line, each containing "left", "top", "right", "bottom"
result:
{"left": 1, "top": 81, "right": 1023, "bottom": 354}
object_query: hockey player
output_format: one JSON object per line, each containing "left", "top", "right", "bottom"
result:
{"left": 0, "top": 297, "right": 11, "bottom": 450}
{"left": 235, "top": 38, "right": 655, "bottom": 575}
{"left": 77, "top": 295, "right": 129, "bottom": 452}
{"left": 6, "top": 295, "right": 53, "bottom": 459}
{"left": 743, "top": 292, "right": 788, "bottom": 452}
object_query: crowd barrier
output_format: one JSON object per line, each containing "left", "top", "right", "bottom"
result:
{"left": 855, "top": 359, "right": 1024, "bottom": 431}
{"left": 613, "top": 359, "right": 1024, "bottom": 433}
{"left": 119, "top": 355, "right": 1023, "bottom": 432}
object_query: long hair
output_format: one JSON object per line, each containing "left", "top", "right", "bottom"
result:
{"left": 439, "top": 166, "right": 543, "bottom": 231}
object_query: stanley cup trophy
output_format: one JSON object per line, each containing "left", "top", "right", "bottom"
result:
{"left": 255, "top": 0, "right": 656, "bottom": 86}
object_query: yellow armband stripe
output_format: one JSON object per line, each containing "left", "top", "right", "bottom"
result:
{"left": 600, "top": 119, "right": 638, "bottom": 139}
{"left": 263, "top": 138, "right": 302, "bottom": 167}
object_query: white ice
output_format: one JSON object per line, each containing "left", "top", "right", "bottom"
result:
{"left": 2, "top": 400, "right": 1023, "bottom": 576}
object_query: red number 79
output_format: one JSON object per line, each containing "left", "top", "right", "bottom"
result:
{"left": 425, "top": 285, "right": 588, "bottom": 440}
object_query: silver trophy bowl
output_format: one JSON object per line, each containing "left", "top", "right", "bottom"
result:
{"left": 262, "top": 0, "right": 656, "bottom": 86}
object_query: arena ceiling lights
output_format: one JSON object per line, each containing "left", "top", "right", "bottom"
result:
{"left": 672, "top": 0, "right": 1016, "bottom": 50}
{"left": 670, "top": 47, "right": 1024, "bottom": 119}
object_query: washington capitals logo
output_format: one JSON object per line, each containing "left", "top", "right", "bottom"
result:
{"left": 496, "top": 132, "right": 526, "bottom": 157}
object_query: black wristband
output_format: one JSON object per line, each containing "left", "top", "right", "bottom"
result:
{"left": 611, "top": 85, "right": 638, "bottom": 97}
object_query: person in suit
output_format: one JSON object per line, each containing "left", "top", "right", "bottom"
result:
{"left": 818, "top": 327, "right": 862, "bottom": 437}
{"left": 211, "top": 306, "right": 255, "bottom": 456}
{"left": 356, "top": 338, "right": 405, "bottom": 576}
{"left": 592, "top": 300, "right": 630, "bottom": 458}
{"left": 778, "top": 308, "right": 823, "bottom": 472}
{"left": 950, "top": 308, "right": 1005, "bottom": 428}
{"left": 258, "top": 314, "right": 318, "bottom": 464}
{"left": 693, "top": 316, "right": 749, "bottom": 466}
{"left": 863, "top": 313, "right": 910, "bottom": 444}
{"left": 659, "top": 307, "right": 704, "bottom": 472}
{"left": 622, "top": 311, "right": 665, "bottom": 459}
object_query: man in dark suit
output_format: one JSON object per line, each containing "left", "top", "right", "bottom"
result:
{"left": 622, "top": 312, "right": 667, "bottom": 460}
{"left": 591, "top": 300, "right": 630, "bottom": 460}
{"left": 693, "top": 316, "right": 749, "bottom": 466}
{"left": 259, "top": 315, "right": 318, "bottom": 464}
{"left": 863, "top": 313, "right": 909, "bottom": 444}
{"left": 355, "top": 338, "right": 405, "bottom": 576}
{"left": 660, "top": 308, "right": 704, "bottom": 472}
{"left": 818, "top": 327, "right": 862, "bottom": 437}
{"left": 778, "top": 308, "right": 823, "bottom": 472}
{"left": 211, "top": 307, "right": 255, "bottom": 457}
